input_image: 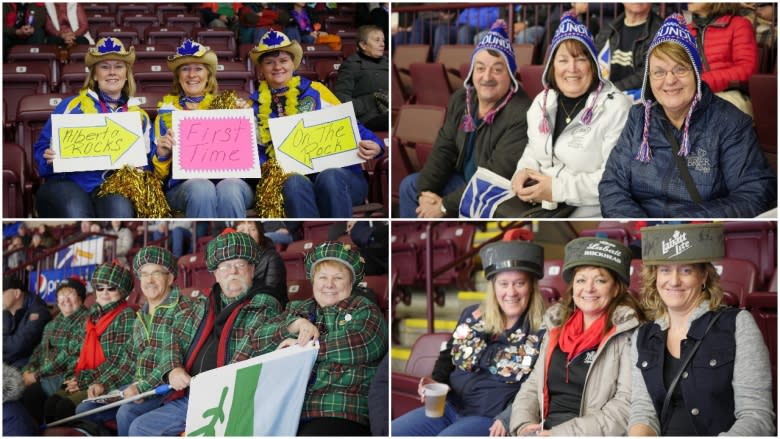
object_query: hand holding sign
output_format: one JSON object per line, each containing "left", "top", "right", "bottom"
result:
{"left": 51, "top": 112, "right": 148, "bottom": 173}
{"left": 270, "top": 102, "right": 364, "bottom": 175}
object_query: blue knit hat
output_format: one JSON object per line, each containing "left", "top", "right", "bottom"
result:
{"left": 538, "top": 12, "right": 604, "bottom": 135}
{"left": 636, "top": 13, "right": 702, "bottom": 163}
{"left": 464, "top": 20, "right": 518, "bottom": 91}
{"left": 461, "top": 19, "right": 517, "bottom": 133}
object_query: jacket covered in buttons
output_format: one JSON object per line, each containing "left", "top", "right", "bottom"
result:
{"left": 629, "top": 301, "right": 775, "bottom": 436}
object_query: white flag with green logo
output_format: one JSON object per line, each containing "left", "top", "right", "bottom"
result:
{"left": 185, "top": 342, "right": 319, "bottom": 436}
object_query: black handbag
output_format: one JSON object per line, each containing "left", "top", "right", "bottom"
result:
{"left": 493, "top": 197, "right": 576, "bottom": 218}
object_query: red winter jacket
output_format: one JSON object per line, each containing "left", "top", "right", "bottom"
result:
{"left": 688, "top": 14, "right": 757, "bottom": 93}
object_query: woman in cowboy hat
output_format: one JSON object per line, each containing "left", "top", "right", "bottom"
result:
{"left": 249, "top": 30, "right": 385, "bottom": 218}
{"left": 392, "top": 240, "right": 547, "bottom": 436}
{"left": 256, "top": 241, "right": 386, "bottom": 435}
{"left": 153, "top": 39, "right": 254, "bottom": 218}
{"left": 33, "top": 37, "right": 153, "bottom": 218}
{"left": 629, "top": 223, "right": 774, "bottom": 436}
{"left": 510, "top": 237, "right": 646, "bottom": 435}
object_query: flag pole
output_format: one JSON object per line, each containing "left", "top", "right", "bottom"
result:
{"left": 41, "top": 384, "right": 171, "bottom": 429}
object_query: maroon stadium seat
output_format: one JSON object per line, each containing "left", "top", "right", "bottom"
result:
{"left": 4, "top": 63, "right": 51, "bottom": 126}
{"left": 713, "top": 258, "right": 758, "bottom": 308}
{"left": 391, "top": 332, "right": 451, "bottom": 419}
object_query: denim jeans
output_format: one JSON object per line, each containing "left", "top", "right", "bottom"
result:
{"left": 128, "top": 396, "right": 189, "bottom": 436}
{"left": 36, "top": 178, "right": 135, "bottom": 218}
{"left": 391, "top": 401, "right": 494, "bottom": 436}
{"left": 153, "top": 227, "right": 192, "bottom": 258}
{"left": 166, "top": 179, "right": 253, "bottom": 218}
{"left": 398, "top": 172, "right": 466, "bottom": 218}
{"left": 74, "top": 385, "right": 165, "bottom": 436}
{"left": 283, "top": 168, "right": 367, "bottom": 218}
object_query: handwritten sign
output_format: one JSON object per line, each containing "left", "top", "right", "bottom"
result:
{"left": 172, "top": 109, "right": 260, "bottom": 179}
{"left": 269, "top": 102, "right": 363, "bottom": 175}
{"left": 51, "top": 112, "right": 147, "bottom": 173}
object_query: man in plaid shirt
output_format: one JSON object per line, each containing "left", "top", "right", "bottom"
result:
{"left": 74, "top": 246, "right": 205, "bottom": 435}
{"left": 129, "top": 230, "right": 284, "bottom": 436}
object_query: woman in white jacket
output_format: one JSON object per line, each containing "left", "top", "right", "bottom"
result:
{"left": 511, "top": 12, "right": 631, "bottom": 217}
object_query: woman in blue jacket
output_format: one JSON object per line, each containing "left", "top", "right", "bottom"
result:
{"left": 249, "top": 30, "right": 384, "bottom": 218}
{"left": 598, "top": 14, "right": 775, "bottom": 218}
{"left": 34, "top": 37, "right": 153, "bottom": 218}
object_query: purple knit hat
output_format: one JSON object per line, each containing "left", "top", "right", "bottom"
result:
{"left": 636, "top": 13, "right": 702, "bottom": 163}
{"left": 461, "top": 19, "right": 517, "bottom": 132}
{"left": 538, "top": 11, "right": 604, "bottom": 135}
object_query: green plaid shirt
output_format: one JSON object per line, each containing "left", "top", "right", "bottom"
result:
{"left": 73, "top": 300, "right": 136, "bottom": 391}
{"left": 256, "top": 294, "right": 387, "bottom": 425}
{"left": 128, "top": 288, "right": 202, "bottom": 393}
{"left": 24, "top": 307, "right": 88, "bottom": 378}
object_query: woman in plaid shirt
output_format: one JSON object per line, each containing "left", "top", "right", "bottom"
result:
{"left": 261, "top": 241, "right": 388, "bottom": 436}
{"left": 21, "top": 277, "right": 89, "bottom": 423}
{"left": 42, "top": 262, "right": 136, "bottom": 422}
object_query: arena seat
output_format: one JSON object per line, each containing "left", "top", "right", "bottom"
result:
{"left": 8, "top": 44, "right": 59, "bottom": 87}
{"left": 431, "top": 223, "right": 476, "bottom": 290}
{"left": 393, "top": 104, "right": 446, "bottom": 171}
{"left": 723, "top": 221, "right": 776, "bottom": 291}
{"left": 513, "top": 43, "right": 535, "bottom": 69}
{"left": 409, "top": 62, "right": 452, "bottom": 108}
{"left": 749, "top": 74, "right": 777, "bottom": 173}
{"left": 86, "top": 15, "right": 116, "bottom": 39}
{"left": 393, "top": 44, "right": 430, "bottom": 95}
{"left": 59, "top": 63, "right": 89, "bottom": 94}
{"left": 134, "top": 44, "right": 177, "bottom": 63}
{"left": 391, "top": 64, "right": 408, "bottom": 123}
{"left": 116, "top": 4, "right": 154, "bottom": 23}
{"left": 713, "top": 258, "right": 758, "bottom": 308}
{"left": 287, "top": 279, "right": 313, "bottom": 302}
{"left": 83, "top": 4, "right": 110, "bottom": 16}
{"left": 436, "top": 44, "right": 473, "bottom": 90}
{"left": 519, "top": 64, "right": 544, "bottom": 101}
{"left": 193, "top": 28, "right": 237, "bottom": 59}
{"left": 391, "top": 225, "right": 430, "bottom": 287}
{"left": 539, "top": 259, "right": 567, "bottom": 303}
{"left": 133, "top": 90, "right": 166, "bottom": 122}
{"left": 122, "top": 15, "right": 160, "bottom": 42}
{"left": 156, "top": 5, "right": 189, "bottom": 24}
{"left": 214, "top": 61, "right": 254, "bottom": 93}
{"left": 301, "top": 44, "right": 343, "bottom": 74}
{"left": 163, "top": 14, "right": 201, "bottom": 37}
{"left": 145, "top": 26, "right": 187, "bottom": 48}
{"left": 95, "top": 25, "right": 140, "bottom": 47}
{"left": 3, "top": 63, "right": 51, "bottom": 126}
{"left": 281, "top": 239, "right": 317, "bottom": 282}
{"left": 391, "top": 332, "right": 450, "bottom": 419}
{"left": 302, "top": 222, "right": 332, "bottom": 243}
{"left": 134, "top": 61, "right": 175, "bottom": 93}
{"left": 3, "top": 142, "right": 33, "bottom": 217}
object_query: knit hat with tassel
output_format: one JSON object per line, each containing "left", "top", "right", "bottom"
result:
{"left": 461, "top": 19, "right": 517, "bottom": 132}
{"left": 636, "top": 13, "right": 702, "bottom": 163}
{"left": 538, "top": 11, "right": 604, "bottom": 135}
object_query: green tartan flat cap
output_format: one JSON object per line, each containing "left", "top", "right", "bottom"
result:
{"left": 133, "top": 246, "right": 177, "bottom": 277}
{"left": 305, "top": 241, "right": 365, "bottom": 287}
{"left": 641, "top": 223, "right": 723, "bottom": 264}
{"left": 92, "top": 262, "right": 134, "bottom": 296}
{"left": 206, "top": 231, "right": 260, "bottom": 271}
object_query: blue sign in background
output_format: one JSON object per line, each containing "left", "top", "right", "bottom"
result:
{"left": 29, "top": 266, "right": 97, "bottom": 304}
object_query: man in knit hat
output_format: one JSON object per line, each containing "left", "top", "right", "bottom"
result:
{"left": 399, "top": 19, "right": 532, "bottom": 218}
{"left": 128, "top": 230, "right": 283, "bottom": 436}
{"left": 74, "top": 246, "right": 204, "bottom": 435}
{"left": 599, "top": 13, "right": 776, "bottom": 218}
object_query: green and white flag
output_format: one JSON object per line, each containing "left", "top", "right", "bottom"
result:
{"left": 185, "top": 342, "right": 319, "bottom": 436}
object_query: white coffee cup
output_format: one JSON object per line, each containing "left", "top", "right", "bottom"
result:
{"left": 423, "top": 383, "right": 450, "bottom": 418}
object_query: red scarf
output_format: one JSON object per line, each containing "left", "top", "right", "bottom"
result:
{"left": 74, "top": 302, "right": 128, "bottom": 375}
{"left": 558, "top": 308, "right": 607, "bottom": 364}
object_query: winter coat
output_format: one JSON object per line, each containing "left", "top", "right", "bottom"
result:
{"left": 333, "top": 52, "right": 388, "bottom": 127}
{"left": 510, "top": 304, "right": 639, "bottom": 436}
{"left": 599, "top": 83, "right": 776, "bottom": 217}
{"left": 3, "top": 293, "right": 52, "bottom": 368}
{"left": 3, "top": 364, "right": 38, "bottom": 436}
{"left": 629, "top": 301, "right": 775, "bottom": 436}
{"left": 34, "top": 89, "right": 153, "bottom": 193}
{"left": 23, "top": 306, "right": 88, "bottom": 379}
{"left": 253, "top": 243, "right": 288, "bottom": 309}
{"left": 416, "top": 87, "right": 532, "bottom": 214}
{"left": 688, "top": 14, "right": 758, "bottom": 93}
{"left": 516, "top": 80, "right": 631, "bottom": 216}
{"left": 594, "top": 11, "right": 664, "bottom": 91}
{"left": 432, "top": 304, "right": 545, "bottom": 418}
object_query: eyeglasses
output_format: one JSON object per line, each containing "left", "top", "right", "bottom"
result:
{"left": 650, "top": 66, "right": 691, "bottom": 80}
{"left": 216, "top": 261, "right": 250, "bottom": 273}
{"left": 95, "top": 286, "right": 118, "bottom": 292}
{"left": 138, "top": 271, "right": 170, "bottom": 280}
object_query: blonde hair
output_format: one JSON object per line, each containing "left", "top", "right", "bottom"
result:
{"left": 83, "top": 61, "right": 136, "bottom": 97}
{"left": 311, "top": 259, "right": 354, "bottom": 286}
{"left": 640, "top": 263, "right": 723, "bottom": 321}
{"left": 171, "top": 63, "right": 219, "bottom": 96}
{"left": 560, "top": 266, "right": 646, "bottom": 334}
{"left": 481, "top": 273, "right": 545, "bottom": 335}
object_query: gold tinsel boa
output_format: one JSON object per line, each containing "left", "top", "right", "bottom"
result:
{"left": 253, "top": 78, "right": 302, "bottom": 218}
{"left": 97, "top": 166, "right": 171, "bottom": 217}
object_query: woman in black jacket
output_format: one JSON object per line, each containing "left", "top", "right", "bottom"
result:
{"left": 235, "top": 221, "right": 287, "bottom": 308}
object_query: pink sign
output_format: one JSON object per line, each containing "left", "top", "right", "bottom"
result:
{"left": 172, "top": 109, "right": 261, "bottom": 179}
